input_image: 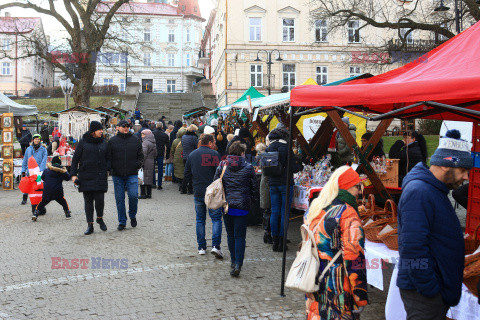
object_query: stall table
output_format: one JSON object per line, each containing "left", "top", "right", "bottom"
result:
{"left": 365, "top": 240, "right": 480, "bottom": 320}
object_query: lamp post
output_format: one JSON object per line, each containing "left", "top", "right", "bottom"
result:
{"left": 60, "top": 77, "right": 74, "bottom": 110}
{"left": 435, "top": 0, "right": 480, "bottom": 34}
{"left": 123, "top": 51, "right": 128, "bottom": 93}
{"left": 254, "top": 49, "right": 283, "bottom": 96}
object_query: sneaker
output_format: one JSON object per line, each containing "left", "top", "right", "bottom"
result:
{"left": 65, "top": 211, "right": 72, "bottom": 220}
{"left": 32, "top": 210, "right": 39, "bottom": 221}
{"left": 131, "top": 218, "right": 137, "bottom": 228}
{"left": 211, "top": 247, "right": 224, "bottom": 259}
{"left": 198, "top": 249, "right": 207, "bottom": 255}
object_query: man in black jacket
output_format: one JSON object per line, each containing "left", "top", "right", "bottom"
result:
{"left": 19, "top": 125, "right": 32, "bottom": 155}
{"left": 107, "top": 120, "right": 144, "bottom": 231}
{"left": 184, "top": 134, "right": 223, "bottom": 257}
{"left": 152, "top": 122, "right": 170, "bottom": 190}
{"left": 389, "top": 131, "right": 425, "bottom": 184}
{"left": 40, "top": 122, "right": 51, "bottom": 146}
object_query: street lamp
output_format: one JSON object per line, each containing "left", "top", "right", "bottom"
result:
{"left": 123, "top": 51, "right": 129, "bottom": 93}
{"left": 60, "top": 77, "right": 74, "bottom": 110}
{"left": 254, "top": 49, "right": 283, "bottom": 95}
{"left": 435, "top": 0, "right": 480, "bottom": 33}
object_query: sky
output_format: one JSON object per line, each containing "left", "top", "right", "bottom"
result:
{"left": 4, "top": 0, "right": 215, "bottom": 46}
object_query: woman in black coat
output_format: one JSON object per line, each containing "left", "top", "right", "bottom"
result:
{"left": 213, "top": 141, "right": 258, "bottom": 277}
{"left": 71, "top": 121, "right": 109, "bottom": 235}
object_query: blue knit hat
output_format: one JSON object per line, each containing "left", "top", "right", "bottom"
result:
{"left": 430, "top": 130, "right": 472, "bottom": 169}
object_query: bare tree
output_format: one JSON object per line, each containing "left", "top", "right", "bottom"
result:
{"left": 0, "top": 0, "right": 132, "bottom": 107}
{"left": 308, "top": 0, "right": 480, "bottom": 49}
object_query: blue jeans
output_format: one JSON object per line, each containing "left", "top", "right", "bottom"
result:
{"left": 269, "top": 185, "right": 293, "bottom": 237}
{"left": 112, "top": 175, "right": 138, "bottom": 225}
{"left": 194, "top": 197, "right": 222, "bottom": 250}
{"left": 152, "top": 156, "right": 164, "bottom": 187}
{"left": 165, "top": 163, "right": 173, "bottom": 177}
{"left": 223, "top": 214, "right": 248, "bottom": 266}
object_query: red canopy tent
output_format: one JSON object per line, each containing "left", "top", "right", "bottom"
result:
{"left": 278, "top": 23, "right": 480, "bottom": 296}
{"left": 290, "top": 21, "right": 480, "bottom": 122}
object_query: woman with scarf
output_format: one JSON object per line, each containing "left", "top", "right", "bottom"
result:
{"left": 305, "top": 166, "right": 368, "bottom": 320}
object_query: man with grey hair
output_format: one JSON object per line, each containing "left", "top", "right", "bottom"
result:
{"left": 152, "top": 122, "right": 170, "bottom": 190}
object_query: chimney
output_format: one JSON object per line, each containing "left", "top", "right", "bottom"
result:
{"left": 5, "top": 12, "right": 11, "bottom": 17}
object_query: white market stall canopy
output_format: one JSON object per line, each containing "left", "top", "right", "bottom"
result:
{"left": 0, "top": 93, "right": 38, "bottom": 116}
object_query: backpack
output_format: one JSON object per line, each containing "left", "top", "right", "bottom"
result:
{"left": 259, "top": 151, "right": 282, "bottom": 177}
{"left": 204, "top": 166, "right": 228, "bottom": 213}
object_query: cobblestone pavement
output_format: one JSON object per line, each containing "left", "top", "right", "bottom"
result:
{"left": 0, "top": 179, "right": 394, "bottom": 319}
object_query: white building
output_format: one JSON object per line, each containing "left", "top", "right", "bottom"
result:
{"left": 95, "top": 0, "right": 205, "bottom": 94}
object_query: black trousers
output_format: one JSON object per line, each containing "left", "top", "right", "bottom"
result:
{"left": 83, "top": 191, "right": 105, "bottom": 223}
{"left": 21, "top": 144, "right": 29, "bottom": 156}
{"left": 181, "top": 160, "right": 193, "bottom": 192}
{"left": 400, "top": 289, "right": 449, "bottom": 320}
{"left": 36, "top": 194, "right": 69, "bottom": 213}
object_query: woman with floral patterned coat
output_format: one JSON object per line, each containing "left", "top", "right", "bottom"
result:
{"left": 304, "top": 166, "right": 368, "bottom": 320}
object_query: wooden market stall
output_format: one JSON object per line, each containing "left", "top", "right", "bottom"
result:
{"left": 277, "top": 20, "right": 480, "bottom": 316}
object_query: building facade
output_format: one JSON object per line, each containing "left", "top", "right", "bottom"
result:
{"left": 204, "top": 0, "right": 443, "bottom": 107}
{"left": 95, "top": 0, "right": 205, "bottom": 94}
{"left": 0, "top": 15, "right": 54, "bottom": 97}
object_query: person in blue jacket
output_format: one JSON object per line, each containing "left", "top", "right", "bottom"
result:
{"left": 397, "top": 129, "right": 472, "bottom": 319}
{"left": 21, "top": 134, "right": 48, "bottom": 205}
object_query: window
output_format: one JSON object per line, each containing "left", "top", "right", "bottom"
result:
{"left": 104, "top": 78, "right": 113, "bottom": 86}
{"left": 167, "top": 80, "right": 176, "bottom": 93}
{"left": 120, "top": 79, "right": 126, "bottom": 92}
{"left": 144, "top": 28, "right": 151, "bottom": 42}
{"left": 186, "top": 29, "right": 191, "bottom": 42}
{"left": 348, "top": 20, "right": 360, "bottom": 43}
{"left": 168, "top": 29, "right": 175, "bottom": 42}
{"left": 400, "top": 28, "right": 414, "bottom": 44}
{"left": 315, "top": 20, "right": 328, "bottom": 42}
{"left": 249, "top": 18, "right": 262, "bottom": 41}
{"left": 282, "top": 19, "right": 295, "bottom": 42}
{"left": 282, "top": 64, "right": 296, "bottom": 91}
{"left": 121, "top": 29, "right": 128, "bottom": 42}
{"left": 2, "top": 39, "right": 11, "bottom": 51}
{"left": 168, "top": 19, "right": 175, "bottom": 24}
{"left": 250, "top": 64, "right": 263, "bottom": 87}
{"left": 349, "top": 66, "right": 362, "bottom": 77}
{"left": 145, "top": 18, "right": 151, "bottom": 23}
{"left": 144, "top": 53, "right": 151, "bottom": 66}
{"left": 1, "top": 62, "right": 11, "bottom": 75}
{"left": 168, "top": 53, "right": 175, "bottom": 66}
{"left": 438, "top": 22, "right": 449, "bottom": 41}
{"left": 186, "top": 53, "right": 191, "bottom": 66}
{"left": 316, "top": 66, "right": 328, "bottom": 85}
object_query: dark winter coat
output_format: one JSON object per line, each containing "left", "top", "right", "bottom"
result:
{"left": 169, "top": 121, "right": 183, "bottom": 148}
{"left": 70, "top": 132, "right": 109, "bottom": 192}
{"left": 153, "top": 128, "right": 169, "bottom": 158}
{"left": 214, "top": 155, "right": 258, "bottom": 212}
{"left": 336, "top": 123, "right": 357, "bottom": 164}
{"left": 18, "top": 129, "right": 32, "bottom": 146}
{"left": 40, "top": 125, "right": 50, "bottom": 144}
{"left": 184, "top": 146, "right": 221, "bottom": 198}
{"left": 171, "top": 128, "right": 186, "bottom": 179}
{"left": 265, "top": 129, "right": 303, "bottom": 186}
{"left": 107, "top": 131, "right": 144, "bottom": 177}
{"left": 181, "top": 131, "right": 198, "bottom": 160}
{"left": 141, "top": 133, "right": 157, "bottom": 186}
{"left": 41, "top": 163, "right": 70, "bottom": 199}
{"left": 389, "top": 140, "right": 424, "bottom": 183}
{"left": 397, "top": 162, "right": 464, "bottom": 307}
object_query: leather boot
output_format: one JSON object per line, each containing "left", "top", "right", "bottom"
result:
{"left": 277, "top": 237, "right": 288, "bottom": 252}
{"left": 146, "top": 185, "right": 152, "bottom": 198}
{"left": 96, "top": 217, "right": 107, "bottom": 231}
{"left": 84, "top": 223, "right": 94, "bottom": 235}
{"left": 139, "top": 185, "right": 147, "bottom": 199}
{"left": 272, "top": 236, "right": 280, "bottom": 252}
{"left": 263, "top": 232, "right": 273, "bottom": 244}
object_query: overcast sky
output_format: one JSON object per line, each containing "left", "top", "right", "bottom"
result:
{"left": 4, "top": 0, "right": 215, "bottom": 46}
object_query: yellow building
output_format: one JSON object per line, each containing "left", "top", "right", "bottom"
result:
{"left": 205, "top": 0, "right": 442, "bottom": 107}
